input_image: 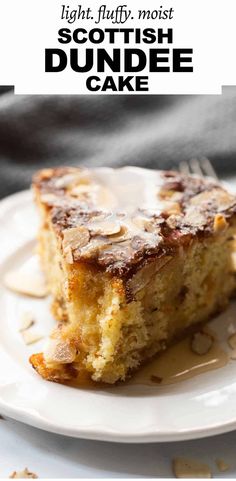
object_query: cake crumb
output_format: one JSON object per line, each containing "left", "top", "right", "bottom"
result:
{"left": 215, "top": 458, "right": 229, "bottom": 472}
{"left": 9, "top": 468, "right": 38, "bottom": 479}
{"left": 173, "top": 457, "right": 212, "bottom": 478}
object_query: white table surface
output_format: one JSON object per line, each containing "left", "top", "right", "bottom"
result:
{"left": 1, "top": 417, "right": 236, "bottom": 478}
{"left": 1, "top": 175, "right": 236, "bottom": 480}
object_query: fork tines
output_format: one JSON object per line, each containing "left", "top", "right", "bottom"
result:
{"left": 179, "top": 157, "right": 218, "bottom": 179}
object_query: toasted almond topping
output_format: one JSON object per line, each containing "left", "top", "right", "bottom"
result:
{"left": 19, "top": 312, "right": 35, "bottom": 332}
{"left": 228, "top": 333, "right": 236, "bottom": 350}
{"left": 132, "top": 216, "right": 160, "bottom": 234}
{"left": 108, "top": 226, "right": 131, "bottom": 243}
{"left": 213, "top": 213, "right": 228, "bottom": 233}
{"left": 22, "top": 331, "right": 44, "bottom": 346}
{"left": 40, "top": 193, "right": 57, "bottom": 204}
{"left": 4, "top": 270, "right": 48, "bottom": 299}
{"left": 70, "top": 184, "right": 95, "bottom": 197}
{"left": 167, "top": 214, "right": 182, "bottom": 229}
{"left": 132, "top": 216, "right": 149, "bottom": 230}
{"left": 185, "top": 208, "right": 206, "bottom": 229}
{"left": 89, "top": 220, "right": 121, "bottom": 236}
{"left": 79, "top": 238, "right": 105, "bottom": 258}
{"left": 191, "top": 332, "right": 213, "bottom": 356}
{"left": 165, "top": 202, "right": 181, "bottom": 216}
{"left": 173, "top": 457, "right": 212, "bottom": 478}
{"left": 54, "top": 172, "right": 88, "bottom": 189}
{"left": 9, "top": 468, "right": 38, "bottom": 479}
{"left": 63, "top": 226, "right": 90, "bottom": 253}
{"left": 215, "top": 459, "right": 229, "bottom": 472}
{"left": 63, "top": 246, "right": 74, "bottom": 264}
{"left": 40, "top": 168, "right": 54, "bottom": 179}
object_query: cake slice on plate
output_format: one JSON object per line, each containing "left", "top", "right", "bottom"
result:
{"left": 30, "top": 166, "right": 236, "bottom": 384}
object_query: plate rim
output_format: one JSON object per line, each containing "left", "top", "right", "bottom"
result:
{"left": 1, "top": 187, "right": 236, "bottom": 443}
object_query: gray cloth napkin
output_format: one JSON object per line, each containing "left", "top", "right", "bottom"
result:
{"left": 0, "top": 87, "right": 235, "bottom": 198}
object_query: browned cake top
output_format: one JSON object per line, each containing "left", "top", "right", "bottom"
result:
{"left": 33, "top": 166, "right": 236, "bottom": 278}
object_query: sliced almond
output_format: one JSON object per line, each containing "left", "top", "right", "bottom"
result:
{"left": 184, "top": 208, "right": 206, "bottom": 229}
{"left": 4, "top": 270, "right": 48, "bottom": 298}
{"left": 70, "top": 183, "right": 96, "bottom": 197}
{"left": 165, "top": 202, "right": 181, "bottom": 216}
{"left": 22, "top": 331, "right": 44, "bottom": 346}
{"left": 132, "top": 216, "right": 160, "bottom": 234}
{"left": 173, "top": 457, "right": 212, "bottom": 478}
{"left": 230, "top": 350, "right": 236, "bottom": 360}
{"left": 54, "top": 172, "right": 90, "bottom": 189}
{"left": 44, "top": 338, "right": 77, "bottom": 364}
{"left": 167, "top": 214, "right": 182, "bottom": 229}
{"left": 213, "top": 214, "right": 228, "bottom": 233}
{"left": 191, "top": 332, "right": 213, "bottom": 356}
{"left": 89, "top": 220, "right": 121, "bottom": 236}
{"left": 63, "top": 246, "right": 74, "bottom": 264}
{"left": 132, "top": 216, "right": 149, "bottom": 230}
{"left": 228, "top": 333, "right": 236, "bottom": 350}
{"left": 9, "top": 468, "right": 38, "bottom": 479}
{"left": 63, "top": 226, "right": 89, "bottom": 249}
{"left": 108, "top": 226, "right": 131, "bottom": 243}
{"left": 40, "top": 193, "right": 57, "bottom": 204}
{"left": 19, "top": 312, "right": 35, "bottom": 332}
{"left": 215, "top": 458, "right": 229, "bottom": 472}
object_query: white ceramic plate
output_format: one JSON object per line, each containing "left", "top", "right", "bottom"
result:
{"left": 1, "top": 189, "right": 236, "bottom": 443}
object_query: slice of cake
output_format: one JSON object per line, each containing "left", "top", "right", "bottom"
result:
{"left": 30, "top": 166, "right": 236, "bottom": 384}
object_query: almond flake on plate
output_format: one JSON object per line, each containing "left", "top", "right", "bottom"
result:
{"left": 173, "top": 457, "right": 212, "bottom": 478}
{"left": 22, "top": 331, "right": 44, "bottom": 346}
{"left": 230, "top": 350, "right": 236, "bottom": 360}
{"left": 215, "top": 458, "right": 229, "bottom": 472}
{"left": 191, "top": 332, "right": 213, "bottom": 355}
{"left": 9, "top": 468, "right": 38, "bottom": 479}
{"left": 19, "top": 312, "right": 35, "bottom": 332}
{"left": 228, "top": 333, "right": 236, "bottom": 350}
{"left": 4, "top": 269, "right": 48, "bottom": 298}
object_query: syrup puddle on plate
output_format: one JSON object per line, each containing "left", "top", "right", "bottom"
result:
{"left": 67, "top": 333, "right": 229, "bottom": 390}
{"left": 129, "top": 335, "right": 229, "bottom": 386}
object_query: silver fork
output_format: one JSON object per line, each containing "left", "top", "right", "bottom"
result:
{"left": 179, "top": 157, "right": 218, "bottom": 180}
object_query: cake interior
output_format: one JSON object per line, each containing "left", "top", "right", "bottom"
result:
{"left": 34, "top": 216, "right": 236, "bottom": 384}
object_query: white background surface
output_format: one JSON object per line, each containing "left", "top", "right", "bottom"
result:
{"left": 1, "top": 416, "right": 236, "bottom": 478}
{"left": 0, "top": 0, "right": 236, "bottom": 94}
